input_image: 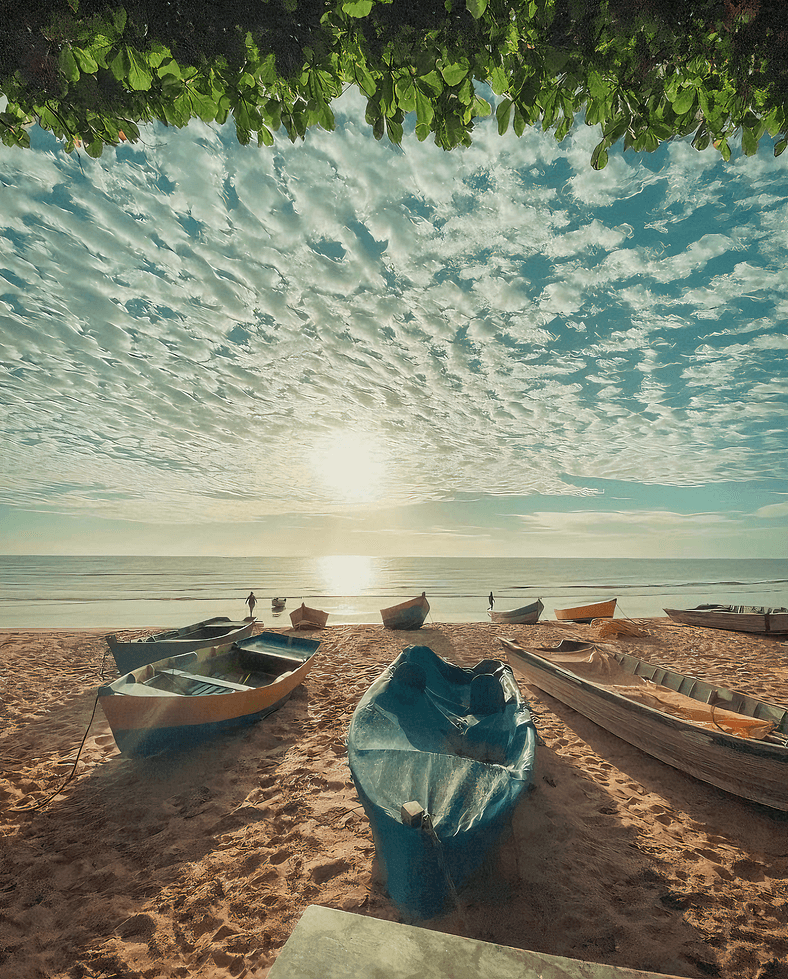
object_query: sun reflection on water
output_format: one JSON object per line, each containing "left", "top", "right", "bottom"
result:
{"left": 315, "top": 555, "right": 376, "bottom": 595}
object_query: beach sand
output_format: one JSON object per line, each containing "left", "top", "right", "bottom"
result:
{"left": 2, "top": 619, "right": 788, "bottom": 979}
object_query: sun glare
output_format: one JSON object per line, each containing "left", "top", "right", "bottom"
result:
{"left": 317, "top": 431, "right": 386, "bottom": 504}
{"left": 315, "top": 555, "right": 375, "bottom": 595}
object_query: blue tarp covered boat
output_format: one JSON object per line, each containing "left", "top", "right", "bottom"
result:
{"left": 347, "top": 644, "right": 537, "bottom": 920}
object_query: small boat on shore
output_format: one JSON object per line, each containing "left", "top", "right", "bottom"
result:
{"left": 498, "top": 637, "right": 788, "bottom": 811}
{"left": 554, "top": 599, "right": 617, "bottom": 622}
{"left": 347, "top": 644, "right": 537, "bottom": 918}
{"left": 106, "top": 617, "right": 256, "bottom": 675}
{"left": 289, "top": 603, "right": 329, "bottom": 630}
{"left": 98, "top": 631, "right": 320, "bottom": 756}
{"left": 380, "top": 592, "right": 429, "bottom": 630}
{"left": 664, "top": 605, "right": 788, "bottom": 635}
{"left": 271, "top": 597, "right": 286, "bottom": 610}
{"left": 488, "top": 599, "right": 543, "bottom": 625}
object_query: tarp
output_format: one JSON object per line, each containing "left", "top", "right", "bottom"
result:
{"left": 347, "top": 645, "right": 537, "bottom": 919}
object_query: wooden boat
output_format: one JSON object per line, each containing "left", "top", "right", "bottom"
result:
{"left": 554, "top": 598, "right": 617, "bottom": 622}
{"left": 98, "top": 631, "right": 320, "bottom": 756}
{"left": 106, "top": 616, "right": 256, "bottom": 676}
{"left": 488, "top": 599, "right": 543, "bottom": 624}
{"left": 271, "top": 597, "right": 286, "bottom": 610}
{"left": 380, "top": 592, "right": 429, "bottom": 630}
{"left": 347, "top": 644, "right": 537, "bottom": 918}
{"left": 664, "top": 605, "right": 788, "bottom": 635}
{"left": 289, "top": 602, "right": 329, "bottom": 630}
{"left": 498, "top": 636, "right": 788, "bottom": 811}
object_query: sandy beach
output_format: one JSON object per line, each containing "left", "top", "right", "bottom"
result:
{"left": 2, "top": 618, "right": 788, "bottom": 979}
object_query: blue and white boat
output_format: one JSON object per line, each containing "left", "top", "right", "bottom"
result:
{"left": 347, "top": 644, "right": 537, "bottom": 919}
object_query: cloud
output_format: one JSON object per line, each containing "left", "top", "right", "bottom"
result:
{"left": 1, "top": 91, "right": 787, "bottom": 531}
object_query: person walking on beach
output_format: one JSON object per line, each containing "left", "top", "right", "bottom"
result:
{"left": 246, "top": 591, "right": 257, "bottom": 618}
{"left": 488, "top": 591, "right": 494, "bottom": 609}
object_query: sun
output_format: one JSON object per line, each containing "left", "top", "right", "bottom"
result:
{"left": 317, "top": 431, "right": 386, "bottom": 504}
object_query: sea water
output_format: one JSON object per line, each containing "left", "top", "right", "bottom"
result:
{"left": 0, "top": 555, "right": 786, "bottom": 629}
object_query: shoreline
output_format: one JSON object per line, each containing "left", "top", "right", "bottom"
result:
{"left": 2, "top": 619, "right": 788, "bottom": 978}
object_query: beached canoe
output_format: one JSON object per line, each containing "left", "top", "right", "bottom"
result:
{"left": 106, "top": 617, "right": 256, "bottom": 675}
{"left": 289, "top": 603, "right": 329, "bottom": 630}
{"left": 498, "top": 637, "right": 788, "bottom": 811}
{"left": 347, "top": 644, "right": 537, "bottom": 919}
{"left": 488, "top": 599, "right": 543, "bottom": 624}
{"left": 98, "top": 631, "right": 320, "bottom": 756}
{"left": 554, "top": 598, "right": 617, "bottom": 622}
{"left": 664, "top": 605, "right": 788, "bottom": 635}
{"left": 380, "top": 592, "right": 430, "bottom": 630}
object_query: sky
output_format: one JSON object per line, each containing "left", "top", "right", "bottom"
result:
{"left": 1, "top": 89, "right": 787, "bottom": 559}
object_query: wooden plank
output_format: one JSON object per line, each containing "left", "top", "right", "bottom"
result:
{"left": 268, "top": 906, "right": 690, "bottom": 979}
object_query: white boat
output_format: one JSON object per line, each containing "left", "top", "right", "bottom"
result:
{"left": 664, "top": 605, "right": 788, "bottom": 635}
{"left": 498, "top": 637, "right": 788, "bottom": 811}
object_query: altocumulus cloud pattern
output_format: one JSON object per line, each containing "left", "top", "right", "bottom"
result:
{"left": 1, "top": 90, "right": 787, "bottom": 527}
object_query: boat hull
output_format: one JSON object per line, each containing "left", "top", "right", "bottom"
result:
{"left": 99, "top": 631, "right": 319, "bottom": 756}
{"left": 106, "top": 617, "right": 255, "bottom": 675}
{"left": 290, "top": 603, "right": 329, "bottom": 630}
{"left": 554, "top": 599, "right": 617, "bottom": 622}
{"left": 380, "top": 594, "right": 429, "bottom": 630}
{"left": 664, "top": 606, "right": 788, "bottom": 635}
{"left": 499, "top": 638, "right": 788, "bottom": 811}
{"left": 489, "top": 599, "right": 543, "bottom": 624}
{"left": 348, "top": 645, "right": 537, "bottom": 918}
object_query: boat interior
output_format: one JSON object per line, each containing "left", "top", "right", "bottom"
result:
{"left": 509, "top": 641, "right": 788, "bottom": 743}
{"left": 119, "top": 646, "right": 307, "bottom": 698}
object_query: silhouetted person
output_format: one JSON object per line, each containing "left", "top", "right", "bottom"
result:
{"left": 489, "top": 592, "right": 494, "bottom": 609}
{"left": 246, "top": 591, "right": 257, "bottom": 617}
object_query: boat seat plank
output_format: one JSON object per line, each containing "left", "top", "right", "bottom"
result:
{"left": 157, "top": 669, "right": 253, "bottom": 692}
{"left": 119, "top": 683, "right": 183, "bottom": 698}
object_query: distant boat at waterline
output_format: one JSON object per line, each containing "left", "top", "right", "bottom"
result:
{"left": 290, "top": 603, "right": 329, "bottom": 630}
{"left": 554, "top": 599, "right": 617, "bottom": 623}
{"left": 380, "top": 593, "right": 429, "bottom": 630}
{"left": 488, "top": 599, "right": 544, "bottom": 624}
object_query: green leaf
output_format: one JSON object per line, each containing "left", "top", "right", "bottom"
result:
{"left": 59, "top": 47, "right": 80, "bottom": 84}
{"left": 417, "top": 71, "right": 443, "bottom": 97}
{"left": 466, "top": 0, "right": 488, "bottom": 19}
{"left": 591, "top": 140, "right": 609, "bottom": 169}
{"left": 496, "top": 98, "right": 512, "bottom": 135}
{"left": 415, "top": 87, "right": 434, "bottom": 127}
{"left": 672, "top": 87, "right": 696, "bottom": 114}
{"left": 110, "top": 47, "right": 130, "bottom": 83}
{"left": 258, "top": 125, "right": 274, "bottom": 146}
{"left": 774, "top": 137, "right": 787, "bottom": 157}
{"left": 126, "top": 47, "right": 153, "bottom": 91}
{"left": 395, "top": 76, "right": 416, "bottom": 112}
{"left": 342, "top": 0, "right": 373, "bottom": 16}
{"left": 471, "top": 96, "right": 491, "bottom": 118}
{"left": 386, "top": 117, "right": 403, "bottom": 143}
{"left": 440, "top": 62, "right": 468, "bottom": 87}
{"left": 741, "top": 126, "right": 758, "bottom": 156}
{"left": 86, "top": 136, "right": 105, "bottom": 158}
{"left": 72, "top": 47, "right": 98, "bottom": 75}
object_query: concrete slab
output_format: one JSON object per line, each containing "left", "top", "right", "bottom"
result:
{"left": 267, "top": 905, "right": 689, "bottom": 979}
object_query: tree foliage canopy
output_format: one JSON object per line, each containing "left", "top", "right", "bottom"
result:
{"left": 1, "top": 0, "right": 786, "bottom": 167}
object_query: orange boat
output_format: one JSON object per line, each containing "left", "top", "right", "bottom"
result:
{"left": 554, "top": 598, "right": 617, "bottom": 623}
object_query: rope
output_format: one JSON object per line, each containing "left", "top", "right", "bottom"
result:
{"left": 421, "top": 812, "right": 468, "bottom": 929}
{"left": 12, "top": 643, "right": 112, "bottom": 813}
